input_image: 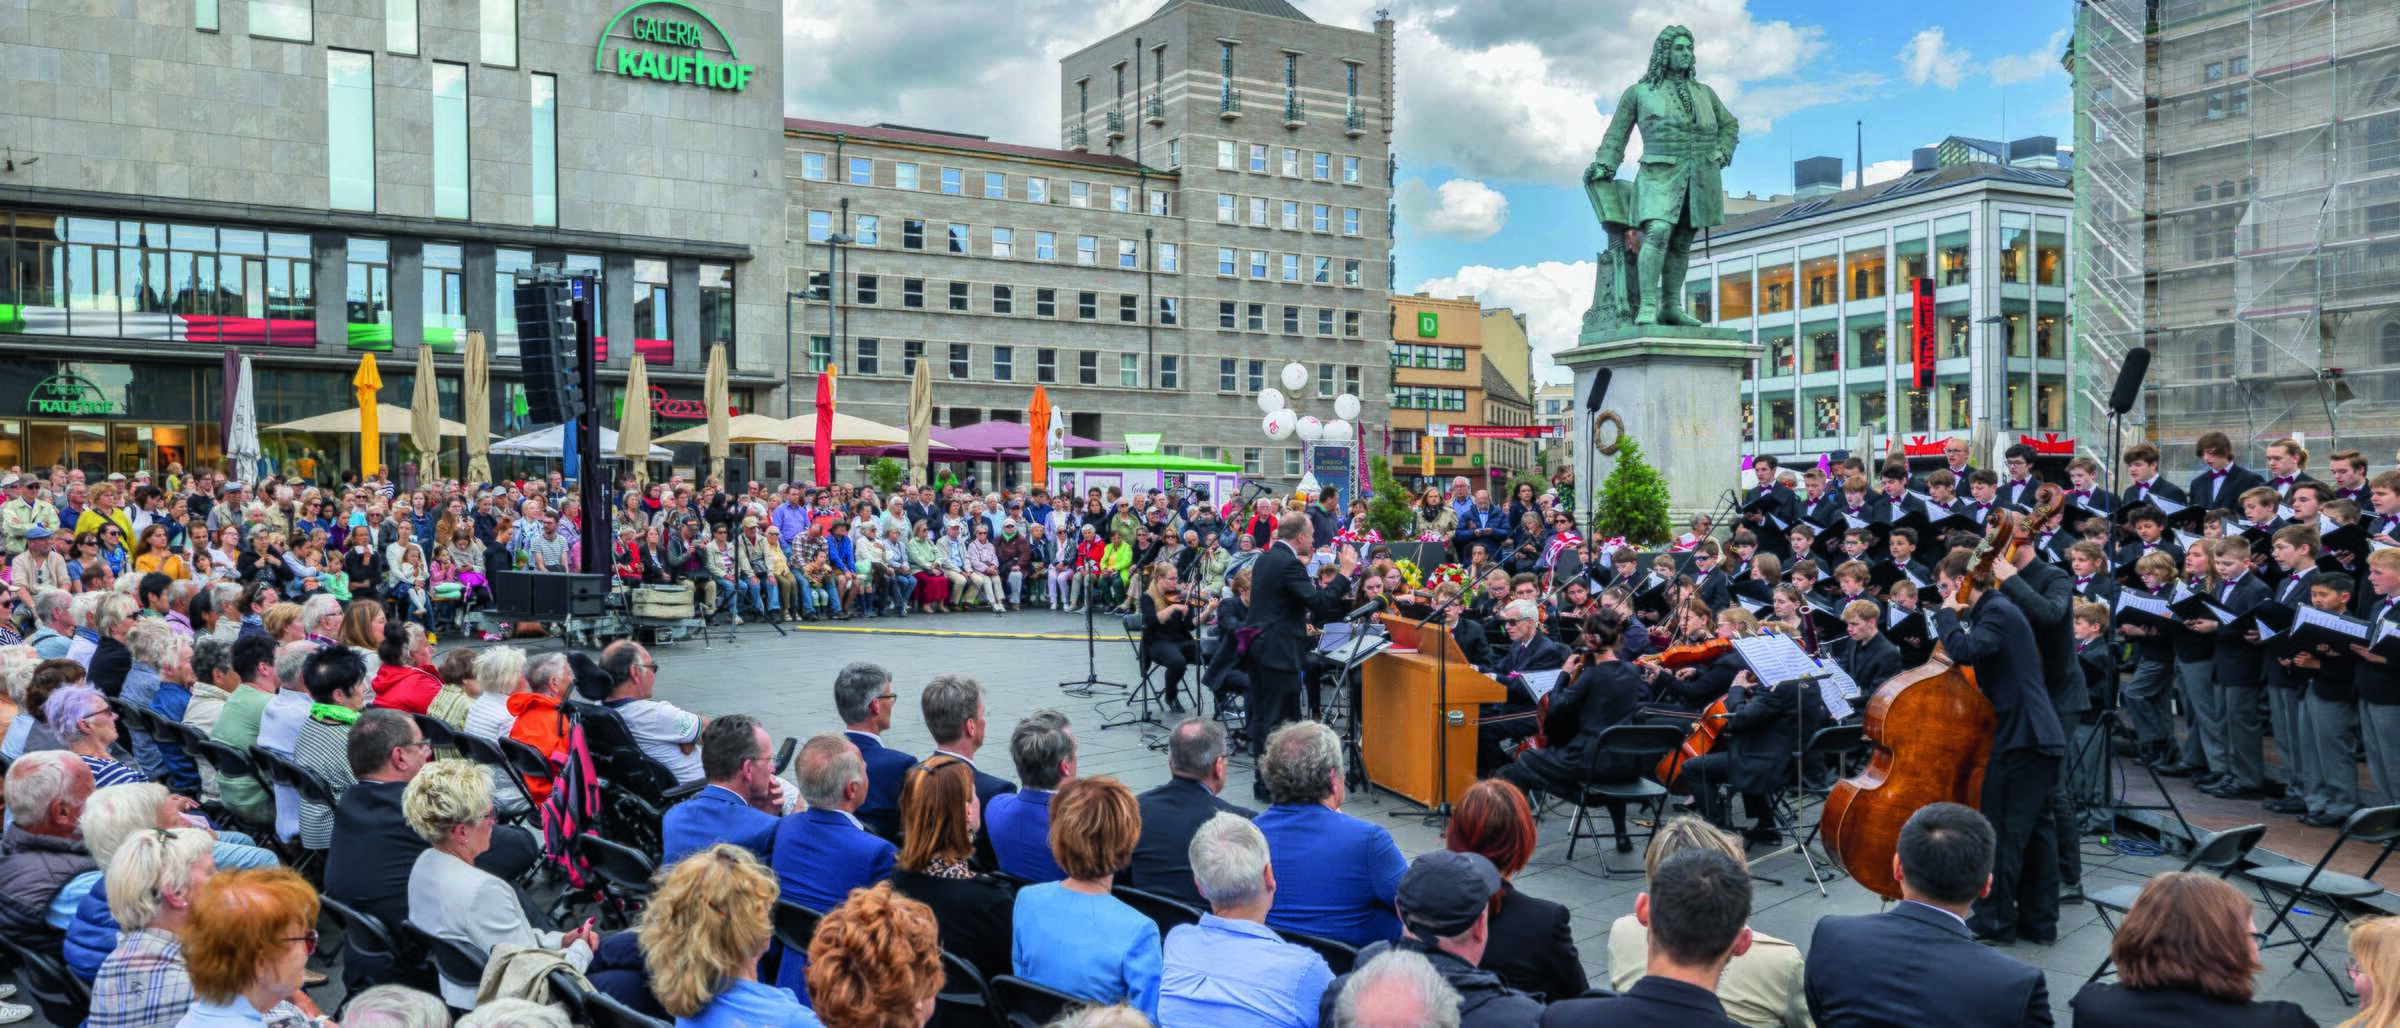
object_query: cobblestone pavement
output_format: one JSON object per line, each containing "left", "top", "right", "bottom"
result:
{"left": 632, "top": 607, "right": 2363, "bottom": 1025}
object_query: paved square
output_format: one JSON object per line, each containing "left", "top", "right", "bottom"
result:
{"left": 645, "top": 610, "right": 2365, "bottom": 1025}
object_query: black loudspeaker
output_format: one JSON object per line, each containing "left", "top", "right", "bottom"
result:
{"left": 515, "top": 280, "right": 582, "bottom": 425}
{"left": 2108, "top": 347, "right": 2152, "bottom": 416}
{"left": 488, "top": 570, "right": 610, "bottom": 618}
{"left": 489, "top": 569, "right": 534, "bottom": 614}
{"left": 1586, "top": 368, "right": 1614, "bottom": 412}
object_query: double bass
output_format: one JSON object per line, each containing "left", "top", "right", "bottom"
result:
{"left": 1818, "top": 485, "right": 2065, "bottom": 899}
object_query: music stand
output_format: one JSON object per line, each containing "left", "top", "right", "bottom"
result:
{"left": 1059, "top": 588, "right": 1127, "bottom": 698}
{"left": 1320, "top": 610, "right": 1390, "bottom": 796}
{"left": 1726, "top": 631, "right": 1847, "bottom": 895}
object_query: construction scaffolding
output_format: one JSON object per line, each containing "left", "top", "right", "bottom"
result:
{"left": 2075, "top": 0, "right": 2400, "bottom": 466}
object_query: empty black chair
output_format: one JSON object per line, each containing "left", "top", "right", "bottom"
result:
{"left": 0, "top": 931, "right": 89, "bottom": 1026}
{"left": 2246, "top": 804, "right": 2400, "bottom": 1001}
{"left": 990, "top": 974, "right": 1085, "bottom": 1028}
{"left": 320, "top": 894, "right": 426, "bottom": 994}
{"left": 409, "top": 712, "right": 457, "bottom": 750}
{"left": 189, "top": 737, "right": 275, "bottom": 837}
{"left": 572, "top": 701, "right": 689, "bottom": 804}
{"left": 250, "top": 744, "right": 340, "bottom": 870}
{"left": 1563, "top": 723, "right": 1688, "bottom": 870}
{"left": 1111, "top": 884, "right": 1202, "bottom": 937}
{"left": 574, "top": 833, "right": 661, "bottom": 928}
{"left": 1277, "top": 928, "right": 1360, "bottom": 975}
{"left": 396, "top": 920, "right": 490, "bottom": 1015}
{"left": 2086, "top": 822, "right": 2268, "bottom": 983}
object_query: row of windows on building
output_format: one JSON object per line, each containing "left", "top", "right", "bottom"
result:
{"left": 1077, "top": 44, "right": 1370, "bottom": 140}
{"left": 798, "top": 213, "right": 1373, "bottom": 290}
{"left": 200, "top": 0, "right": 516, "bottom": 66}
{"left": 323, "top": 51, "right": 559, "bottom": 225}
{"left": 1388, "top": 343, "right": 1467, "bottom": 371}
{"left": 0, "top": 208, "right": 731, "bottom": 362}
{"left": 796, "top": 155, "right": 1178, "bottom": 215}
{"left": 1212, "top": 194, "right": 1371, "bottom": 237}
{"left": 799, "top": 270, "right": 1371, "bottom": 338}
{"left": 1700, "top": 212, "right": 2066, "bottom": 324}
{"left": 801, "top": 340, "right": 1364, "bottom": 399}
{"left": 1212, "top": 141, "right": 1370, "bottom": 186}
{"left": 1722, "top": 300, "right": 2065, "bottom": 381}
{"left": 1742, "top": 369, "right": 2069, "bottom": 444}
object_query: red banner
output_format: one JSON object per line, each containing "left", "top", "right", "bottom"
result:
{"left": 1911, "top": 277, "right": 1936, "bottom": 389}
{"left": 1436, "top": 425, "right": 1559, "bottom": 439}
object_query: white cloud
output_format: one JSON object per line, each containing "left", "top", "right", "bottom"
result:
{"left": 1407, "top": 261, "right": 1597, "bottom": 384}
{"left": 1898, "top": 27, "right": 1970, "bottom": 89}
{"left": 1395, "top": 178, "right": 1511, "bottom": 239}
{"left": 1988, "top": 27, "right": 2072, "bottom": 86}
{"left": 1843, "top": 159, "right": 1914, "bottom": 189}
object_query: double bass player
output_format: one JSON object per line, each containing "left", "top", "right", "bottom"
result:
{"left": 1932, "top": 548, "right": 2068, "bottom": 946}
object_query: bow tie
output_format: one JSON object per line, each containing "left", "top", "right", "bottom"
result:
{"left": 2133, "top": 481, "right": 2150, "bottom": 493}
{"left": 2273, "top": 476, "right": 2294, "bottom": 487}
{"left": 1976, "top": 502, "right": 1992, "bottom": 510}
{"left": 2009, "top": 479, "right": 2031, "bottom": 489}
{"left": 2071, "top": 490, "right": 2090, "bottom": 500}
{"left": 2209, "top": 469, "right": 2227, "bottom": 480}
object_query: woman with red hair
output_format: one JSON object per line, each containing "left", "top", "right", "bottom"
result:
{"left": 1444, "top": 778, "right": 1588, "bottom": 1002}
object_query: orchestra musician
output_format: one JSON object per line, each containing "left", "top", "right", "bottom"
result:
{"left": 1931, "top": 547, "right": 2067, "bottom": 946}
{"left": 1667, "top": 635, "right": 1813, "bottom": 849}
{"left": 1646, "top": 605, "right": 1748, "bottom": 712}
{"left": 1494, "top": 611, "right": 1649, "bottom": 852}
{"left": 1476, "top": 598, "right": 1571, "bottom": 772}
{"left": 1239, "top": 516, "right": 1357, "bottom": 777}
{"left": 1139, "top": 561, "right": 1213, "bottom": 714}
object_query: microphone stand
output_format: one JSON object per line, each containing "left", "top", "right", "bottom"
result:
{"left": 1325, "top": 597, "right": 1390, "bottom": 794}
{"left": 2090, "top": 409, "right": 2196, "bottom": 844}
{"left": 1390, "top": 594, "right": 1465, "bottom": 826}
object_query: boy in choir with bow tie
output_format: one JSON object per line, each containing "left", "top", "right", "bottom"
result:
{"left": 2124, "top": 505, "right": 2182, "bottom": 568}
{"left": 2264, "top": 437, "right": 2317, "bottom": 499}
{"left": 2285, "top": 572, "right": 2362, "bottom": 827}
{"left": 2062, "top": 457, "right": 2116, "bottom": 516}
{"left": 2368, "top": 470, "right": 2400, "bottom": 548}
{"left": 2258, "top": 525, "right": 2323, "bottom": 816}
{"left": 1924, "top": 469, "right": 1961, "bottom": 513}
{"left": 2189, "top": 431, "right": 2266, "bottom": 510}
{"left": 2120, "top": 442, "right": 2187, "bottom": 509}
{"left": 2330, "top": 450, "right": 2370, "bottom": 504}
{"left": 2066, "top": 543, "right": 2117, "bottom": 607}
{"left": 2348, "top": 549, "right": 2400, "bottom": 816}
{"left": 1963, "top": 469, "right": 2006, "bottom": 522}
{"left": 2117, "top": 552, "right": 2183, "bottom": 769}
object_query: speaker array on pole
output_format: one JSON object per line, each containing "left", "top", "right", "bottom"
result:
{"left": 516, "top": 280, "right": 584, "bottom": 425}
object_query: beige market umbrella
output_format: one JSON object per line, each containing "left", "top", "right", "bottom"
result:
{"left": 654, "top": 412, "right": 809, "bottom": 446}
{"left": 411, "top": 343, "right": 440, "bottom": 486}
{"left": 772, "top": 408, "right": 908, "bottom": 448}
{"left": 704, "top": 344, "right": 729, "bottom": 483}
{"left": 463, "top": 331, "right": 491, "bottom": 484}
{"left": 618, "top": 357, "right": 653, "bottom": 486}
{"left": 907, "top": 359, "right": 932, "bottom": 488}
{"left": 269, "top": 403, "right": 473, "bottom": 437}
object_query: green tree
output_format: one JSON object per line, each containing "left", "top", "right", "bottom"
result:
{"left": 1589, "top": 436, "right": 1673, "bottom": 545}
{"left": 867, "top": 457, "right": 905, "bottom": 494}
{"left": 1363, "top": 456, "right": 1416, "bottom": 539}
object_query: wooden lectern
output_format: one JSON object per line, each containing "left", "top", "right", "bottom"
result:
{"left": 1361, "top": 613, "right": 1507, "bottom": 808}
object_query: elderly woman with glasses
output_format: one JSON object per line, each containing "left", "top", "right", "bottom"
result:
{"left": 47, "top": 683, "right": 146, "bottom": 789}
{"left": 176, "top": 868, "right": 325, "bottom": 1028}
{"left": 406, "top": 758, "right": 598, "bottom": 1009}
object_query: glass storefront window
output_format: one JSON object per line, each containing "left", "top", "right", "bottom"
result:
{"left": 494, "top": 248, "right": 531, "bottom": 356}
{"left": 2035, "top": 215, "right": 2066, "bottom": 287}
{"left": 699, "top": 264, "right": 735, "bottom": 360}
{"left": 630, "top": 258, "right": 672, "bottom": 365}
{"left": 2001, "top": 297, "right": 2032, "bottom": 358}
{"left": 1767, "top": 396, "right": 1795, "bottom": 441}
{"left": 1763, "top": 323, "right": 1795, "bottom": 378}
{"left": 2037, "top": 381, "right": 2064, "bottom": 430}
{"left": 1801, "top": 318, "right": 1839, "bottom": 375}
{"left": 1998, "top": 211, "right": 2030, "bottom": 286}
{"left": 1935, "top": 214, "right": 1971, "bottom": 287}
{"left": 1903, "top": 385, "right": 1931, "bottom": 435}
{"left": 1847, "top": 313, "right": 1886, "bottom": 369}
{"left": 1757, "top": 250, "right": 1794, "bottom": 315}
{"left": 422, "top": 243, "right": 464, "bottom": 353}
{"left": 1843, "top": 231, "right": 1886, "bottom": 302}
{"left": 1805, "top": 386, "right": 1841, "bottom": 437}
{"left": 1685, "top": 278, "right": 1711, "bottom": 323}
{"left": 1937, "top": 372, "right": 1971, "bottom": 431}
{"left": 1717, "top": 266, "right": 1753, "bottom": 321}
{"left": 1938, "top": 300, "right": 1971, "bottom": 359}
{"left": 1853, "top": 387, "right": 1888, "bottom": 436}
{"left": 2035, "top": 300, "right": 2062, "bottom": 360}
{"left": 7, "top": 208, "right": 313, "bottom": 347}
{"left": 1800, "top": 242, "right": 1838, "bottom": 309}
{"left": 2007, "top": 370, "right": 2033, "bottom": 427}
{"left": 1895, "top": 226, "right": 1929, "bottom": 286}
{"left": 64, "top": 217, "right": 119, "bottom": 339}
{"left": 345, "top": 237, "right": 391, "bottom": 351}
{"left": 565, "top": 253, "right": 608, "bottom": 361}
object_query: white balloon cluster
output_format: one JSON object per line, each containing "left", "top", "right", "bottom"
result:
{"left": 1259, "top": 361, "right": 1360, "bottom": 448}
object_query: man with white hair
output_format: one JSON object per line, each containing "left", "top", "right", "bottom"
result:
{"left": 1126, "top": 718, "right": 1252, "bottom": 908}
{"left": 64, "top": 590, "right": 103, "bottom": 667}
{"left": 300, "top": 593, "right": 343, "bottom": 647}
{"left": 256, "top": 640, "right": 321, "bottom": 842}
{"left": 26, "top": 587, "right": 74, "bottom": 660}
{"left": 1332, "top": 949, "right": 1464, "bottom": 1028}
{"left": 766, "top": 732, "right": 894, "bottom": 992}
{"left": 1159, "top": 812, "right": 1334, "bottom": 1027}
{"left": 0, "top": 750, "right": 97, "bottom": 946}
{"left": 116, "top": 620, "right": 186, "bottom": 789}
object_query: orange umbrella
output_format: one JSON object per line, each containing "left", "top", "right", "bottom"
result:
{"left": 1028, "top": 387, "right": 1053, "bottom": 488}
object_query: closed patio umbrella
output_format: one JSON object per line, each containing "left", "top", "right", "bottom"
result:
{"left": 618, "top": 357, "right": 654, "bottom": 486}
{"left": 704, "top": 344, "right": 729, "bottom": 483}
{"left": 352, "top": 353, "right": 383, "bottom": 478}
{"left": 908, "top": 359, "right": 932, "bottom": 488}
{"left": 411, "top": 342, "right": 439, "bottom": 487}
{"left": 464, "top": 331, "right": 491, "bottom": 485}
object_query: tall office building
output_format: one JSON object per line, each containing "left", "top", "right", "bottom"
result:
{"left": 2074, "top": 0, "right": 2400, "bottom": 464}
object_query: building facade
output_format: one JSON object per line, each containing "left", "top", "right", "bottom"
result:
{"left": 1534, "top": 382, "right": 1574, "bottom": 472}
{"left": 1389, "top": 293, "right": 1535, "bottom": 490}
{"left": 0, "top": 0, "right": 786, "bottom": 478}
{"left": 2074, "top": 0, "right": 2400, "bottom": 466}
{"left": 1683, "top": 158, "right": 2075, "bottom": 463}
{"left": 1480, "top": 306, "right": 1535, "bottom": 401}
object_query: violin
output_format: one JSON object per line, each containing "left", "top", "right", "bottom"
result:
{"left": 1639, "top": 636, "right": 1732, "bottom": 670}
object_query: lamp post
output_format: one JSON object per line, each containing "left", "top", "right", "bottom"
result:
{"left": 824, "top": 231, "right": 853, "bottom": 372}
{"left": 783, "top": 288, "right": 822, "bottom": 419}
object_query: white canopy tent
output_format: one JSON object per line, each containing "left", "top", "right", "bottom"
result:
{"left": 488, "top": 424, "right": 671, "bottom": 461}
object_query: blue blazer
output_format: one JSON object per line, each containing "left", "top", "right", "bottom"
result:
{"left": 846, "top": 731, "right": 916, "bottom": 841}
{"left": 1805, "top": 901, "right": 2050, "bottom": 1028}
{"left": 661, "top": 785, "right": 779, "bottom": 866}
{"left": 985, "top": 788, "right": 1067, "bottom": 883}
{"left": 1254, "top": 802, "right": 1407, "bottom": 947}
{"left": 769, "top": 807, "right": 896, "bottom": 991}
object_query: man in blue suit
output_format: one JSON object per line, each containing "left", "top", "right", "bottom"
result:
{"left": 983, "top": 709, "right": 1076, "bottom": 882}
{"left": 769, "top": 732, "right": 896, "bottom": 991}
{"left": 920, "top": 672, "right": 1017, "bottom": 870}
{"left": 835, "top": 661, "right": 915, "bottom": 840}
{"left": 660, "top": 714, "right": 789, "bottom": 865}
{"left": 1804, "top": 803, "right": 2050, "bottom": 1027}
{"left": 1255, "top": 720, "right": 1407, "bottom": 947}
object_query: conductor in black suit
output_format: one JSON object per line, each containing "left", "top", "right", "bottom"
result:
{"left": 1804, "top": 802, "right": 2052, "bottom": 1027}
{"left": 2188, "top": 430, "right": 2267, "bottom": 512}
{"left": 1125, "top": 719, "right": 1254, "bottom": 908}
{"left": 1932, "top": 549, "right": 2067, "bottom": 946}
{"left": 1542, "top": 849, "right": 1751, "bottom": 1028}
{"left": 1240, "top": 516, "right": 1357, "bottom": 774}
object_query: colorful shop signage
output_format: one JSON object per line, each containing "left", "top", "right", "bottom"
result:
{"left": 594, "top": 0, "right": 755, "bottom": 92}
{"left": 27, "top": 373, "right": 122, "bottom": 416}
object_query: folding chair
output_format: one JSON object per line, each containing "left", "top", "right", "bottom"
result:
{"left": 573, "top": 833, "right": 661, "bottom": 928}
{"left": 2244, "top": 804, "right": 2400, "bottom": 1001}
{"left": 455, "top": 731, "right": 541, "bottom": 823}
{"left": 933, "top": 949, "right": 1005, "bottom": 1028}
{"left": 189, "top": 738, "right": 276, "bottom": 839}
{"left": 990, "top": 975, "right": 1085, "bottom": 1028}
{"left": 1111, "top": 885, "right": 1202, "bottom": 937}
{"left": 320, "top": 895, "right": 424, "bottom": 994}
{"left": 1275, "top": 928, "right": 1361, "bottom": 975}
{"left": 250, "top": 745, "right": 339, "bottom": 873}
{"left": 772, "top": 899, "right": 823, "bottom": 955}
{"left": 1103, "top": 614, "right": 1168, "bottom": 734}
{"left": 396, "top": 920, "right": 490, "bottom": 1017}
{"left": 2085, "top": 822, "right": 2267, "bottom": 983}
{"left": 409, "top": 712, "right": 458, "bottom": 751}
{"left": 1560, "top": 724, "right": 1687, "bottom": 871}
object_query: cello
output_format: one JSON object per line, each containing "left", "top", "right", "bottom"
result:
{"left": 1818, "top": 485, "right": 2065, "bottom": 899}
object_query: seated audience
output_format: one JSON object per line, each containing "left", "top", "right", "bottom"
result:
{"left": 69, "top": 781, "right": 281, "bottom": 982}
{"left": 463, "top": 646, "right": 526, "bottom": 741}
{"left": 1318, "top": 851, "right": 1545, "bottom": 1028}
{"left": 807, "top": 881, "right": 946, "bottom": 1028}
{"left": 502, "top": 652, "right": 576, "bottom": 804}
{"left": 2068, "top": 872, "right": 2313, "bottom": 1026}
{"left": 124, "top": 620, "right": 200, "bottom": 793}
{"left": 1254, "top": 720, "right": 1407, "bottom": 947}
{"left": 1447, "top": 779, "right": 1588, "bottom": 1004}
{"left": 769, "top": 733, "right": 897, "bottom": 992}
{"left": 180, "top": 868, "right": 327, "bottom": 1026}
{"left": 256, "top": 641, "right": 320, "bottom": 844}
{"left": 406, "top": 758, "right": 598, "bottom": 1009}
{"left": 294, "top": 646, "right": 371, "bottom": 851}
{"left": 661, "top": 713, "right": 787, "bottom": 865}
{"left": 1125, "top": 718, "right": 1254, "bottom": 909}
{"left": 640, "top": 843, "right": 823, "bottom": 1028}
{"left": 1159, "top": 812, "right": 1334, "bottom": 1027}
{"left": 0, "top": 749, "right": 97, "bottom": 947}
{"left": 1328, "top": 949, "right": 1464, "bottom": 1028}
{"left": 889, "top": 755, "right": 1016, "bottom": 984}
{"left": 181, "top": 636, "right": 236, "bottom": 799}
{"left": 1011, "top": 775, "right": 1163, "bottom": 1022}
{"left": 50, "top": 682, "right": 146, "bottom": 787}
{"left": 87, "top": 826, "right": 218, "bottom": 1028}
{"left": 833, "top": 662, "right": 914, "bottom": 840}
{"left": 919, "top": 672, "right": 1017, "bottom": 869}
{"left": 1543, "top": 848, "right": 1754, "bottom": 1026}
{"left": 369, "top": 624, "right": 443, "bottom": 715}
{"left": 598, "top": 641, "right": 705, "bottom": 784}
{"left": 984, "top": 709, "right": 1077, "bottom": 883}
{"left": 204, "top": 635, "right": 285, "bottom": 831}
{"left": 1604, "top": 818, "right": 1805, "bottom": 1028}
{"left": 1803, "top": 803, "right": 2048, "bottom": 1028}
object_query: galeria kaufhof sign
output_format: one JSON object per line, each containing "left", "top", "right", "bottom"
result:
{"left": 595, "top": 0, "right": 755, "bottom": 92}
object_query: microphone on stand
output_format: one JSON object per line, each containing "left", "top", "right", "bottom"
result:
{"left": 1343, "top": 594, "right": 1389, "bottom": 623}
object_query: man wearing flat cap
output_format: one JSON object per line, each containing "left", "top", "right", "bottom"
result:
{"left": 1, "top": 476, "right": 57, "bottom": 559}
{"left": 1319, "top": 851, "right": 1550, "bottom": 1026}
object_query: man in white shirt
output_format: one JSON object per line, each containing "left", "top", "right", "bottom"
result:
{"left": 257, "top": 640, "right": 320, "bottom": 842}
{"left": 596, "top": 639, "right": 705, "bottom": 783}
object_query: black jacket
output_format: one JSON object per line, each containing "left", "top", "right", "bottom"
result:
{"left": 1933, "top": 591, "right": 2066, "bottom": 756}
{"left": 1995, "top": 477, "right": 2044, "bottom": 511}
{"left": 1243, "top": 542, "right": 1352, "bottom": 674}
{"left": 1544, "top": 975, "right": 1737, "bottom": 1027}
{"left": 2068, "top": 982, "right": 2312, "bottom": 1027}
{"left": 88, "top": 636, "right": 132, "bottom": 698}
{"left": 2209, "top": 572, "right": 2274, "bottom": 689}
{"left": 1482, "top": 881, "right": 1589, "bottom": 1004}
{"left": 1488, "top": 635, "right": 1570, "bottom": 698}
{"left": 889, "top": 869, "right": 1016, "bottom": 985}
{"left": 2189, "top": 463, "right": 2267, "bottom": 512}
{"left": 1450, "top": 616, "right": 1494, "bottom": 669}
{"left": 1543, "top": 660, "right": 1648, "bottom": 780}
{"left": 1123, "top": 776, "right": 1254, "bottom": 909}
{"left": 1321, "top": 938, "right": 1547, "bottom": 1028}
{"left": 1827, "top": 632, "right": 1904, "bottom": 698}
{"left": 1999, "top": 558, "right": 2088, "bottom": 718}
{"left": 2120, "top": 476, "right": 2188, "bottom": 510}
{"left": 1720, "top": 674, "right": 1807, "bottom": 795}
{"left": 324, "top": 778, "right": 539, "bottom": 989}
{"left": 1806, "top": 901, "right": 2051, "bottom": 1028}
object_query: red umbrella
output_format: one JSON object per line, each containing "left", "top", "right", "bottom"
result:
{"left": 812, "top": 369, "right": 837, "bottom": 487}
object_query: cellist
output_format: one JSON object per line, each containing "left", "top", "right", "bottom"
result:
{"left": 1930, "top": 546, "right": 2067, "bottom": 946}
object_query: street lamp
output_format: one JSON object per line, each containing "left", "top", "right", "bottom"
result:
{"left": 784, "top": 287, "right": 826, "bottom": 418}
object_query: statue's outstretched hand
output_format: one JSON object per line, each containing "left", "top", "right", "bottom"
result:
{"left": 1587, "top": 162, "right": 1615, "bottom": 183}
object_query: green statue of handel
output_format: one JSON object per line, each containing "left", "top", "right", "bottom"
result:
{"left": 1587, "top": 24, "right": 1740, "bottom": 327}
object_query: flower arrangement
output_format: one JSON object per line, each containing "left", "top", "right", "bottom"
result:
{"left": 1426, "top": 563, "right": 1469, "bottom": 590}
{"left": 1333, "top": 526, "right": 1383, "bottom": 546}
{"left": 1393, "top": 559, "right": 1424, "bottom": 591}
{"left": 1415, "top": 531, "right": 1448, "bottom": 543}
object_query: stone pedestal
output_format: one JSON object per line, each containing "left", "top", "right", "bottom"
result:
{"left": 1558, "top": 324, "right": 1761, "bottom": 527}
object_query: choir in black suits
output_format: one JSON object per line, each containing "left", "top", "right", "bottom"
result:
{"left": 2190, "top": 462, "right": 2267, "bottom": 512}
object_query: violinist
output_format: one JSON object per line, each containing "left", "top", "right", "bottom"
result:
{"left": 1593, "top": 586, "right": 1651, "bottom": 660}
{"left": 1766, "top": 585, "right": 1808, "bottom": 644}
{"left": 1558, "top": 579, "right": 1600, "bottom": 622}
{"left": 1669, "top": 637, "right": 1810, "bottom": 849}
{"left": 1495, "top": 611, "right": 1647, "bottom": 852}
{"left": 1648, "top": 605, "right": 1749, "bottom": 711}
{"left": 1476, "top": 598, "right": 1570, "bottom": 771}
{"left": 1139, "top": 561, "right": 1212, "bottom": 713}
